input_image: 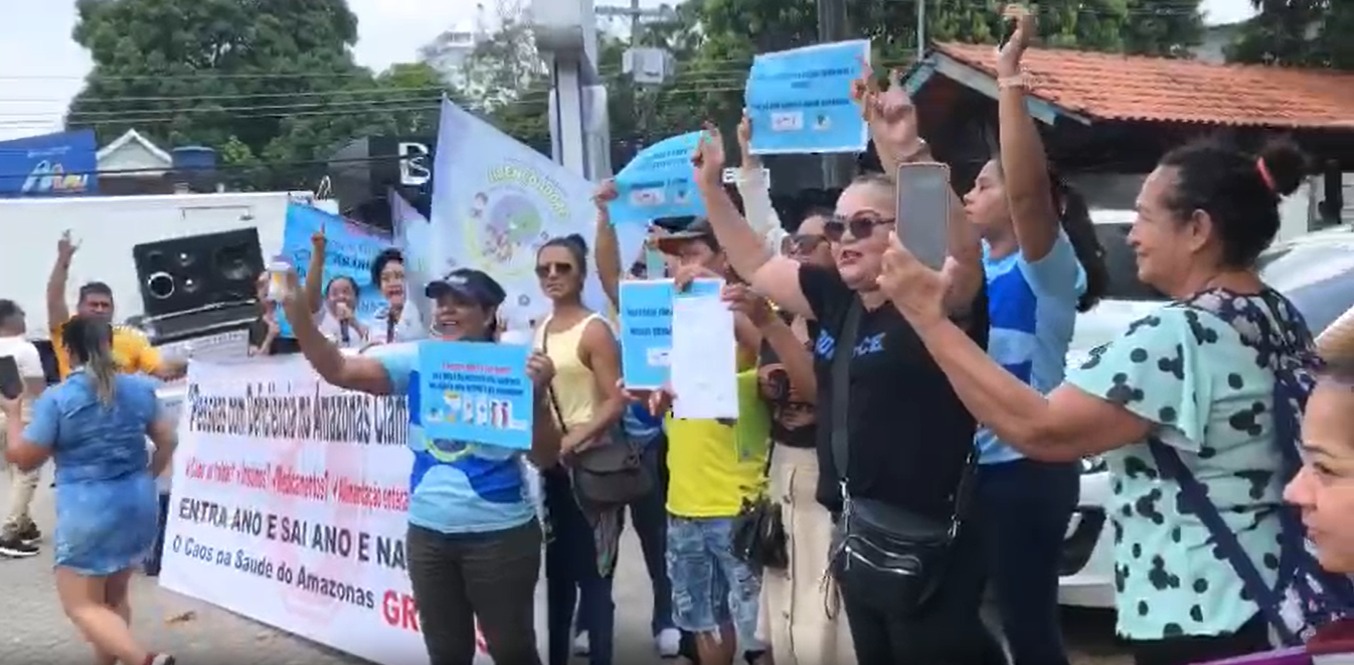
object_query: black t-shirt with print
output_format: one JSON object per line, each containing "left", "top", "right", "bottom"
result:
{"left": 799, "top": 265, "right": 989, "bottom": 519}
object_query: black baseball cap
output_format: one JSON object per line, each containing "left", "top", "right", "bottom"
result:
{"left": 425, "top": 268, "right": 507, "bottom": 308}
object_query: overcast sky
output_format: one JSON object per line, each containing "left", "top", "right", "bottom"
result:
{"left": 0, "top": 0, "right": 1257, "bottom": 142}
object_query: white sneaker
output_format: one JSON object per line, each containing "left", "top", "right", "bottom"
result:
{"left": 573, "top": 631, "right": 590, "bottom": 656}
{"left": 656, "top": 627, "right": 681, "bottom": 658}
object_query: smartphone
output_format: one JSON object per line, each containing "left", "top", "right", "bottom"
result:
{"left": 0, "top": 356, "right": 22, "bottom": 401}
{"left": 895, "top": 162, "right": 952, "bottom": 271}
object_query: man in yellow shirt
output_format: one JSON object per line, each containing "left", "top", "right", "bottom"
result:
{"left": 46, "top": 231, "right": 182, "bottom": 380}
{"left": 652, "top": 219, "right": 771, "bottom": 665}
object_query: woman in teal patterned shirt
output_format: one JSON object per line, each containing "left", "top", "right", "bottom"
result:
{"left": 876, "top": 136, "right": 1320, "bottom": 665}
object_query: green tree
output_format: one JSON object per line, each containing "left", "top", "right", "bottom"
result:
{"left": 66, "top": 0, "right": 453, "bottom": 189}
{"left": 1227, "top": 0, "right": 1352, "bottom": 69}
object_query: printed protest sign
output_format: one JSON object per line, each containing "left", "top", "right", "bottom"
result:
{"left": 277, "top": 203, "right": 391, "bottom": 337}
{"left": 611, "top": 131, "right": 707, "bottom": 225}
{"left": 618, "top": 279, "right": 674, "bottom": 389}
{"left": 745, "top": 40, "right": 870, "bottom": 155}
{"left": 417, "top": 340, "right": 534, "bottom": 449}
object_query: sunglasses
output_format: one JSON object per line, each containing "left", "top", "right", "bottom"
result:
{"left": 823, "top": 216, "right": 896, "bottom": 243}
{"left": 535, "top": 262, "right": 575, "bottom": 278}
{"left": 781, "top": 233, "right": 828, "bottom": 255}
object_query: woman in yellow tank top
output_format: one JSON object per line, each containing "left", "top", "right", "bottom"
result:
{"left": 532, "top": 234, "right": 627, "bottom": 665}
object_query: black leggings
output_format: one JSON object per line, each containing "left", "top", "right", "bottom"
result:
{"left": 841, "top": 519, "right": 1006, "bottom": 665}
{"left": 407, "top": 521, "right": 542, "bottom": 665}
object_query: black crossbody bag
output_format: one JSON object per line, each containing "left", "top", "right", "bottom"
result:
{"left": 828, "top": 299, "right": 975, "bottom": 616}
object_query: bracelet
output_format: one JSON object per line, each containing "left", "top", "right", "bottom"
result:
{"left": 997, "top": 73, "right": 1033, "bottom": 90}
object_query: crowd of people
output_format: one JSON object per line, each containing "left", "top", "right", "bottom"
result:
{"left": 5, "top": 10, "right": 1354, "bottom": 665}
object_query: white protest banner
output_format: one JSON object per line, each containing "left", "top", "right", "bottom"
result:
{"left": 428, "top": 97, "right": 645, "bottom": 331}
{"left": 159, "top": 356, "right": 546, "bottom": 665}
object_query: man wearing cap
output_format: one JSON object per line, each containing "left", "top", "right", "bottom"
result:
{"left": 648, "top": 219, "right": 773, "bottom": 665}
{"left": 278, "top": 265, "right": 558, "bottom": 665}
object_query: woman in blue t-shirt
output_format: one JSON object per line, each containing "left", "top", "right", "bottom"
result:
{"left": 3, "top": 316, "right": 180, "bottom": 665}
{"left": 278, "top": 267, "right": 561, "bottom": 665}
{"left": 958, "top": 12, "right": 1109, "bottom": 665}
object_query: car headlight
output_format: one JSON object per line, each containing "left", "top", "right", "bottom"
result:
{"left": 1081, "top": 456, "right": 1107, "bottom": 474}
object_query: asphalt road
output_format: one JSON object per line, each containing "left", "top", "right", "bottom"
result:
{"left": 1, "top": 473, "right": 1130, "bottom": 664}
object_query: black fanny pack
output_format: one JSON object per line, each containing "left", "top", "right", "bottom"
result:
{"left": 827, "top": 299, "right": 973, "bottom": 616}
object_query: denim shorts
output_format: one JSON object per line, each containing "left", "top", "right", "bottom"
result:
{"left": 666, "top": 515, "right": 763, "bottom": 649}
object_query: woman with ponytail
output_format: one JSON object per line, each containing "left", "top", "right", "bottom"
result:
{"left": 2, "top": 315, "right": 179, "bottom": 665}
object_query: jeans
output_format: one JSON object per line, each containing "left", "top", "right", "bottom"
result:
{"left": 667, "top": 515, "right": 763, "bottom": 650}
{"left": 545, "top": 468, "right": 615, "bottom": 665}
{"left": 407, "top": 521, "right": 542, "bottom": 665}
{"left": 976, "top": 458, "right": 1079, "bottom": 665}
{"left": 577, "top": 433, "right": 674, "bottom": 636}
{"left": 841, "top": 514, "right": 1004, "bottom": 665}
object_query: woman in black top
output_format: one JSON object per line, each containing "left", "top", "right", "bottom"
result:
{"left": 742, "top": 208, "right": 857, "bottom": 664}
{"left": 690, "top": 95, "right": 1002, "bottom": 663}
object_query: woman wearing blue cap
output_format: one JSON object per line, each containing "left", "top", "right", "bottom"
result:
{"left": 278, "top": 266, "right": 561, "bottom": 665}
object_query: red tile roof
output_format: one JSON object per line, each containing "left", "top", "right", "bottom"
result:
{"left": 933, "top": 42, "right": 1354, "bottom": 129}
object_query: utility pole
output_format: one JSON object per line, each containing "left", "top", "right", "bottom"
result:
{"left": 597, "top": 2, "right": 675, "bottom": 150}
{"left": 917, "top": 0, "right": 926, "bottom": 60}
{"left": 817, "top": 0, "right": 852, "bottom": 188}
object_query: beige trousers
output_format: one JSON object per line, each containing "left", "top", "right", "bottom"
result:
{"left": 756, "top": 444, "right": 857, "bottom": 665}
{"left": 0, "top": 410, "right": 39, "bottom": 535}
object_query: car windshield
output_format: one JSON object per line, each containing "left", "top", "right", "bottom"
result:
{"left": 1259, "top": 241, "right": 1354, "bottom": 335}
{"left": 1093, "top": 222, "right": 1166, "bottom": 302}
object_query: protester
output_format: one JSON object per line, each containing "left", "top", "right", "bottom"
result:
{"left": 0, "top": 299, "right": 47, "bottom": 558}
{"left": 45, "top": 231, "right": 184, "bottom": 380}
{"left": 590, "top": 188, "right": 682, "bottom": 658}
{"left": 878, "top": 134, "right": 1317, "bottom": 664}
{"left": 533, "top": 234, "right": 628, "bottom": 665}
{"left": 691, "top": 92, "right": 1001, "bottom": 661}
{"left": 278, "top": 266, "right": 560, "bottom": 665}
{"left": 964, "top": 11, "right": 1109, "bottom": 664}
{"left": 301, "top": 229, "right": 370, "bottom": 349}
{"left": 731, "top": 114, "right": 855, "bottom": 664}
{"left": 247, "top": 272, "right": 282, "bottom": 357}
{"left": 639, "top": 219, "right": 771, "bottom": 665}
{"left": 2, "top": 315, "right": 178, "bottom": 665}
{"left": 368, "top": 248, "right": 426, "bottom": 343}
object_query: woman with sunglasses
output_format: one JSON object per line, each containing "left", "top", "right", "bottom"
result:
{"left": 732, "top": 113, "right": 856, "bottom": 663}
{"left": 532, "top": 234, "right": 628, "bottom": 665}
{"left": 691, "top": 84, "right": 998, "bottom": 663}
{"left": 958, "top": 12, "right": 1110, "bottom": 665}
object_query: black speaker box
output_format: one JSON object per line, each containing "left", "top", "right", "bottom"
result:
{"left": 133, "top": 228, "right": 264, "bottom": 318}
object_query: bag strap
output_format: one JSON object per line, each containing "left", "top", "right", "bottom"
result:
{"left": 830, "top": 299, "right": 863, "bottom": 495}
{"left": 538, "top": 315, "right": 569, "bottom": 436}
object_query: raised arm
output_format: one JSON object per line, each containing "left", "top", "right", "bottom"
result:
{"left": 592, "top": 181, "right": 623, "bottom": 308}
{"left": 280, "top": 270, "right": 394, "bottom": 395}
{"left": 996, "top": 7, "right": 1059, "bottom": 262}
{"left": 735, "top": 113, "right": 789, "bottom": 255}
{"left": 46, "top": 231, "right": 77, "bottom": 332}
{"left": 304, "top": 229, "right": 326, "bottom": 315}
{"left": 858, "top": 68, "right": 983, "bottom": 316}
{"left": 691, "top": 127, "right": 812, "bottom": 318}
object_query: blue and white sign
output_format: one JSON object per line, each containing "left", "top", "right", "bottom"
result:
{"left": 618, "top": 280, "right": 675, "bottom": 389}
{"left": 0, "top": 130, "right": 98, "bottom": 197}
{"left": 610, "top": 131, "right": 707, "bottom": 225}
{"left": 418, "top": 340, "right": 535, "bottom": 450}
{"left": 745, "top": 40, "right": 870, "bottom": 155}
{"left": 277, "top": 202, "right": 391, "bottom": 337}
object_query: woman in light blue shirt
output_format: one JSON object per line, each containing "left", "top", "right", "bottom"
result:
{"left": 3, "top": 316, "right": 179, "bottom": 665}
{"left": 958, "top": 15, "right": 1109, "bottom": 665}
{"left": 279, "top": 266, "right": 560, "bottom": 665}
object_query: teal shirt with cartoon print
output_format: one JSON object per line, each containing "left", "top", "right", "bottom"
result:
{"left": 1065, "top": 296, "right": 1287, "bottom": 641}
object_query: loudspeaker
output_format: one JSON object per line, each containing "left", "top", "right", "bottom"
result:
{"left": 133, "top": 228, "right": 264, "bottom": 318}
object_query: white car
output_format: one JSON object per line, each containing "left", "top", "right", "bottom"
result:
{"left": 1057, "top": 220, "right": 1354, "bottom": 609}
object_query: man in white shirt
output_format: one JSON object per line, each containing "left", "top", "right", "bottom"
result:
{"left": 0, "top": 300, "right": 47, "bottom": 558}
